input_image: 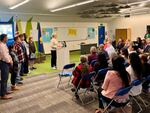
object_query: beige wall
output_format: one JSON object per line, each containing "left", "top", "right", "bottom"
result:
{"left": 20, "top": 22, "right": 108, "bottom": 54}
{"left": 108, "top": 14, "right": 150, "bottom": 41}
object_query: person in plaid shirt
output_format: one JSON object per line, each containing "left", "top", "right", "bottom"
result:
{"left": 14, "top": 36, "right": 24, "bottom": 84}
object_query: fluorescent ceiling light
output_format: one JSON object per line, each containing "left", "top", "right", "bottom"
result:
{"left": 129, "top": 0, "right": 150, "bottom": 5}
{"left": 9, "top": 0, "right": 30, "bottom": 9}
{"left": 120, "top": 7, "right": 149, "bottom": 13}
{"left": 139, "top": 3, "right": 146, "bottom": 7}
{"left": 50, "top": 0, "right": 95, "bottom": 12}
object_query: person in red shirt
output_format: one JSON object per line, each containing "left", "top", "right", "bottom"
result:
{"left": 72, "top": 55, "right": 92, "bottom": 98}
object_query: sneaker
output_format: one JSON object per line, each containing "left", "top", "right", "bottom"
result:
{"left": 52, "top": 67, "right": 56, "bottom": 70}
{"left": 32, "top": 67, "right": 37, "bottom": 69}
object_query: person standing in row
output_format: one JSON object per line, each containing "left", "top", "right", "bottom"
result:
{"left": 9, "top": 45, "right": 19, "bottom": 91}
{"left": 23, "top": 33, "right": 29, "bottom": 74}
{"left": 0, "top": 34, "right": 13, "bottom": 100}
{"left": 29, "top": 37, "right": 36, "bottom": 70}
{"left": 20, "top": 34, "right": 29, "bottom": 74}
{"left": 14, "top": 36, "right": 24, "bottom": 84}
{"left": 50, "top": 34, "right": 59, "bottom": 69}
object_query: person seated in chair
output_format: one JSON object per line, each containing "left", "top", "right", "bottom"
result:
{"left": 95, "top": 56, "right": 130, "bottom": 113}
{"left": 88, "top": 46, "right": 97, "bottom": 65}
{"left": 93, "top": 52, "right": 108, "bottom": 74}
{"left": 140, "top": 54, "right": 150, "bottom": 93}
{"left": 126, "top": 53, "right": 143, "bottom": 96}
{"left": 93, "top": 52, "right": 108, "bottom": 84}
{"left": 71, "top": 55, "right": 92, "bottom": 98}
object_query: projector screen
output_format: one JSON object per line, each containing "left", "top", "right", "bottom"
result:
{"left": 0, "top": 23, "right": 14, "bottom": 40}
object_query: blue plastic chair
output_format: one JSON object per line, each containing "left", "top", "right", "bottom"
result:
{"left": 94, "top": 68, "right": 109, "bottom": 83}
{"left": 102, "top": 86, "right": 132, "bottom": 113}
{"left": 124, "top": 62, "right": 129, "bottom": 68}
{"left": 74, "top": 71, "right": 96, "bottom": 105}
{"left": 146, "top": 75, "right": 150, "bottom": 81}
{"left": 130, "top": 79, "right": 149, "bottom": 113}
{"left": 90, "top": 60, "right": 97, "bottom": 67}
{"left": 57, "top": 63, "right": 75, "bottom": 88}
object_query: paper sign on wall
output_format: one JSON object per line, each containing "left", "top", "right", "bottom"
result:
{"left": 87, "top": 27, "right": 95, "bottom": 39}
{"left": 68, "top": 28, "right": 77, "bottom": 36}
{"left": 42, "top": 28, "right": 53, "bottom": 42}
{"left": 30, "top": 29, "right": 38, "bottom": 41}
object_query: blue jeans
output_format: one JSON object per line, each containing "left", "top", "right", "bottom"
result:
{"left": 0, "top": 61, "right": 9, "bottom": 96}
{"left": 16, "top": 63, "right": 21, "bottom": 83}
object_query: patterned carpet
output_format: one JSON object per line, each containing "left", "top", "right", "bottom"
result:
{"left": 0, "top": 73, "right": 150, "bottom": 113}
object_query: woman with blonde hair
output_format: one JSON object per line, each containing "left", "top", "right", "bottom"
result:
{"left": 88, "top": 46, "right": 97, "bottom": 64}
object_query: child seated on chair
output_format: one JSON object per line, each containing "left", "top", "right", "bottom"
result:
{"left": 71, "top": 55, "right": 92, "bottom": 98}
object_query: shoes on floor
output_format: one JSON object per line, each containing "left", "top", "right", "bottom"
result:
{"left": 1, "top": 95, "right": 12, "bottom": 100}
{"left": 71, "top": 88, "right": 76, "bottom": 92}
{"left": 17, "top": 81, "right": 23, "bottom": 85}
{"left": 6, "top": 91, "right": 14, "bottom": 95}
{"left": 75, "top": 93, "right": 79, "bottom": 99}
{"left": 52, "top": 67, "right": 56, "bottom": 70}
{"left": 30, "top": 67, "right": 37, "bottom": 70}
{"left": 32, "top": 67, "right": 37, "bottom": 70}
{"left": 20, "top": 77, "right": 24, "bottom": 81}
{"left": 11, "top": 86, "right": 19, "bottom": 91}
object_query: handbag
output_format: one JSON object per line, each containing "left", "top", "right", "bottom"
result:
{"left": 30, "top": 53, "right": 36, "bottom": 59}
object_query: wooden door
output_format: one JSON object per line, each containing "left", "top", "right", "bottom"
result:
{"left": 115, "top": 29, "right": 131, "bottom": 42}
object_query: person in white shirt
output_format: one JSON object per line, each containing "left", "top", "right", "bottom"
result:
{"left": 0, "top": 34, "right": 13, "bottom": 100}
{"left": 126, "top": 52, "right": 143, "bottom": 96}
{"left": 50, "top": 34, "right": 59, "bottom": 69}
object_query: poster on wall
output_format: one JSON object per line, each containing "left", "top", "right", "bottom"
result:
{"left": 87, "top": 27, "right": 96, "bottom": 39}
{"left": 68, "top": 28, "right": 77, "bottom": 36}
{"left": 30, "top": 29, "right": 38, "bottom": 41}
{"left": 42, "top": 28, "right": 53, "bottom": 42}
{"left": 0, "top": 24, "right": 14, "bottom": 40}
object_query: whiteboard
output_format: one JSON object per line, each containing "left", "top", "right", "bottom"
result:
{"left": 56, "top": 27, "right": 87, "bottom": 41}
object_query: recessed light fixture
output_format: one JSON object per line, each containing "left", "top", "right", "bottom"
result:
{"left": 50, "top": 0, "right": 95, "bottom": 12}
{"left": 9, "top": 0, "right": 30, "bottom": 10}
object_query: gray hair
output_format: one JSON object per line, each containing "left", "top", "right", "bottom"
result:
{"left": 90, "top": 46, "right": 97, "bottom": 53}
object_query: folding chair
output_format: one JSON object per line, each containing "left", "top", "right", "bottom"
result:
{"left": 94, "top": 68, "right": 109, "bottom": 85}
{"left": 130, "top": 79, "right": 149, "bottom": 113}
{"left": 73, "top": 71, "right": 96, "bottom": 105}
{"left": 146, "top": 75, "right": 150, "bottom": 81}
{"left": 101, "top": 86, "right": 132, "bottom": 113}
{"left": 124, "top": 62, "right": 129, "bottom": 68}
{"left": 57, "top": 63, "right": 75, "bottom": 88}
{"left": 91, "top": 60, "right": 97, "bottom": 67}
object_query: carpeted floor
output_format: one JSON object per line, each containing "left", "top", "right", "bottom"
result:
{"left": 1, "top": 72, "right": 150, "bottom": 113}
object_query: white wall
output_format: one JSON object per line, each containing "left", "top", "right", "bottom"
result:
{"left": 108, "top": 14, "right": 150, "bottom": 41}
{"left": 0, "top": 14, "right": 108, "bottom": 54}
{"left": 20, "top": 22, "right": 108, "bottom": 54}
